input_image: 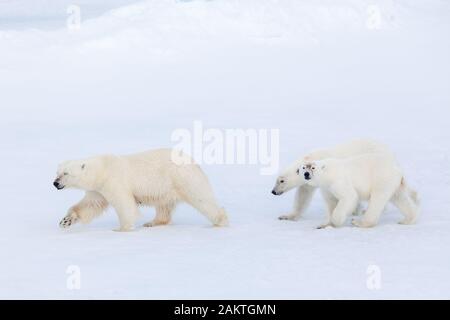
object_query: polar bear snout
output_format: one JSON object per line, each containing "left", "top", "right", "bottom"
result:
{"left": 53, "top": 179, "right": 65, "bottom": 190}
{"left": 300, "top": 163, "right": 317, "bottom": 181}
{"left": 272, "top": 189, "right": 280, "bottom": 195}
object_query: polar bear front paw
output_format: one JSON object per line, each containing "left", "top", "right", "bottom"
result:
{"left": 352, "top": 218, "right": 376, "bottom": 228}
{"left": 113, "top": 227, "right": 134, "bottom": 232}
{"left": 143, "top": 222, "right": 155, "bottom": 228}
{"left": 398, "top": 218, "right": 416, "bottom": 225}
{"left": 316, "top": 222, "right": 332, "bottom": 229}
{"left": 278, "top": 213, "right": 299, "bottom": 221}
{"left": 143, "top": 220, "right": 170, "bottom": 228}
{"left": 59, "top": 214, "right": 79, "bottom": 229}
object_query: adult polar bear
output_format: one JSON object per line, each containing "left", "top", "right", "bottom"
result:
{"left": 54, "top": 149, "right": 228, "bottom": 231}
{"left": 271, "top": 139, "right": 392, "bottom": 221}
{"left": 300, "top": 153, "right": 419, "bottom": 228}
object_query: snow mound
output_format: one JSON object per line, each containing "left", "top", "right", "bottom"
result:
{"left": 1, "top": 0, "right": 446, "bottom": 55}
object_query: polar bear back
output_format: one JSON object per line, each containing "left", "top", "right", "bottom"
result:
{"left": 111, "top": 149, "right": 210, "bottom": 206}
{"left": 305, "top": 139, "right": 391, "bottom": 162}
{"left": 273, "top": 139, "right": 394, "bottom": 195}
{"left": 316, "top": 153, "right": 402, "bottom": 200}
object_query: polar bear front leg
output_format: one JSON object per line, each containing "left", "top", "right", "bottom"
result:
{"left": 316, "top": 189, "right": 337, "bottom": 229}
{"left": 59, "top": 191, "right": 108, "bottom": 229}
{"left": 107, "top": 194, "right": 140, "bottom": 232}
{"left": 143, "top": 202, "right": 176, "bottom": 227}
{"left": 329, "top": 188, "right": 358, "bottom": 227}
{"left": 279, "top": 185, "right": 316, "bottom": 221}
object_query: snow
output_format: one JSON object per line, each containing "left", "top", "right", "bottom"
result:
{"left": 1, "top": 0, "right": 449, "bottom": 299}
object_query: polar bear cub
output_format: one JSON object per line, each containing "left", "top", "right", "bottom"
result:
{"left": 300, "top": 153, "right": 419, "bottom": 228}
{"left": 272, "top": 139, "right": 392, "bottom": 221}
{"left": 54, "top": 149, "right": 228, "bottom": 231}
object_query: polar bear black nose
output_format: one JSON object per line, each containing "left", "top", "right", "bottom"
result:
{"left": 304, "top": 172, "right": 311, "bottom": 180}
{"left": 53, "top": 180, "right": 65, "bottom": 190}
{"left": 271, "top": 189, "right": 277, "bottom": 195}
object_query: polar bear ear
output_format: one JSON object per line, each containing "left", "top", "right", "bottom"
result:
{"left": 81, "top": 164, "right": 86, "bottom": 170}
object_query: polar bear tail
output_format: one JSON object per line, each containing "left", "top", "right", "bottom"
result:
{"left": 401, "top": 178, "right": 420, "bottom": 206}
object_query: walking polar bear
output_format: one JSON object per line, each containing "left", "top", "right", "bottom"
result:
{"left": 300, "top": 153, "right": 419, "bottom": 228}
{"left": 272, "top": 139, "right": 392, "bottom": 221}
{"left": 54, "top": 149, "right": 228, "bottom": 231}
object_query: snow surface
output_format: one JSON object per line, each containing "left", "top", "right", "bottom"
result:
{"left": 0, "top": 0, "right": 449, "bottom": 299}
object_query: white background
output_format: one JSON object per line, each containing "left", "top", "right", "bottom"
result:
{"left": 0, "top": 0, "right": 449, "bottom": 299}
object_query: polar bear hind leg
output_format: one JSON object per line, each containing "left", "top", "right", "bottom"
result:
{"left": 143, "top": 202, "right": 176, "bottom": 227}
{"left": 175, "top": 165, "right": 229, "bottom": 227}
{"left": 180, "top": 182, "right": 228, "bottom": 227}
{"left": 352, "top": 190, "right": 393, "bottom": 228}
{"left": 185, "top": 196, "right": 229, "bottom": 227}
{"left": 391, "top": 180, "right": 419, "bottom": 225}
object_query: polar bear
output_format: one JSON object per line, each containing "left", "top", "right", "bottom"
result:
{"left": 300, "top": 153, "right": 419, "bottom": 228}
{"left": 272, "top": 139, "right": 392, "bottom": 221}
{"left": 54, "top": 149, "right": 228, "bottom": 231}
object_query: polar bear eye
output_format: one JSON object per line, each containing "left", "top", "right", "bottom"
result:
{"left": 312, "top": 167, "right": 316, "bottom": 170}
{"left": 63, "top": 172, "right": 68, "bottom": 176}
{"left": 280, "top": 180, "right": 285, "bottom": 183}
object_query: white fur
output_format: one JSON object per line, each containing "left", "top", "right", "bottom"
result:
{"left": 272, "top": 139, "right": 392, "bottom": 221}
{"left": 301, "top": 153, "right": 420, "bottom": 228}
{"left": 55, "top": 149, "right": 228, "bottom": 231}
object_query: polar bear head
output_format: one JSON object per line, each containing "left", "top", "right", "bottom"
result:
{"left": 272, "top": 161, "right": 305, "bottom": 195}
{"left": 298, "top": 162, "right": 326, "bottom": 187}
{"left": 53, "top": 157, "right": 105, "bottom": 191}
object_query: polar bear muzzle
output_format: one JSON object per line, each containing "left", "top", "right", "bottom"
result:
{"left": 53, "top": 179, "right": 65, "bottom": 190}
{"left": 300, "top": 163, "right": 316, "bottom": 181}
